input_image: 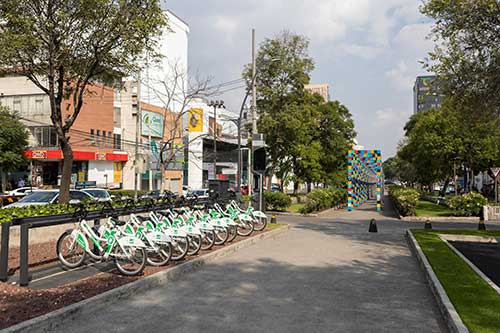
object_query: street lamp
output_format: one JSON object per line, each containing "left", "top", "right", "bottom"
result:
{"left": 207, "top": 100, "right": 225, "bottom": 181}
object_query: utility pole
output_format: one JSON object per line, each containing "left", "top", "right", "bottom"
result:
{"left": 148, "top": 122, "right": 153, "bottom": 192}
{"left": 249, "top": 28, "right": 257, "bottom": 196}
{"left": 134, "top": 73, "right": 141, "bottom": 200}
{"left": 208, "top": 100, "right": 224, "bottom": 181}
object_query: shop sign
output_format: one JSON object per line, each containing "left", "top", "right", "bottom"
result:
{"left": 96, "top": 152, "right": 106, "bottom": 160}
{"left": 32, "top": 150, "right": 47, "bottom": 159}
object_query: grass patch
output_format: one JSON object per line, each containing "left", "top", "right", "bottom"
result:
{"left": 266, "top": 223, "right": 287, "bottom": 230}
{"left": 415, "top": 200, "right": 454, "bottom": 217}
{"left": 287, "top": 203, "right": 305, "bottom": 213}
{"left": 412, "top": 229, "right": 500, "bottom": 332}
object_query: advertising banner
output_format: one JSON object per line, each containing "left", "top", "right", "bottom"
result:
{"left": 142, "top": 110, "right": 164, "bottom": 138}
{"left": 188, "top": 108, "right": 203, "bottom": 132}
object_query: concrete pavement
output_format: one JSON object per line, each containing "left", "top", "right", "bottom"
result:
{"left": 52, "top": 200, "right": 494, "bottom": 332}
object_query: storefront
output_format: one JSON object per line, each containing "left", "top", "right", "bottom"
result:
{"left": 23, "top": 150, "right": 128, "bottom": 188}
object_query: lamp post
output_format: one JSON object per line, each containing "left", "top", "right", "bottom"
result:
{"left": 207, "top": 100, "right": 225, "bottom": 181}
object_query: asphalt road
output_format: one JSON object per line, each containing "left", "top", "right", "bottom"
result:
{"left": 51, "top": 199, "right": 500, "bottom": 332}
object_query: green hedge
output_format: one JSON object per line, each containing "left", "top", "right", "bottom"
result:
{"left": 264, "top": 192, "right": 291, "bottom": 211}
{"left": 447, "top": 192, "right": 487, "bottom": 217}
{"left": 299, "top": 188, "right": 347, "bottom": 214}
{"left": 389, "top": 185, "right": 419, "bottom": 216}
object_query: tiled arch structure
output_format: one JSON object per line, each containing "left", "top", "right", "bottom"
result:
{"left": 347, "top": 149, "right": 382, "bottom": 211}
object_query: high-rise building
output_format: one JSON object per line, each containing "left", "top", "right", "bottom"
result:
{"left": 413, "top": 75, "right": 444, "bottom": 113}
{"left": 305, "top": 83, "right": 330, "bottom": 102}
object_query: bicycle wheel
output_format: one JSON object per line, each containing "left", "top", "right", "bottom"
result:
{"left": 227, "top": 225, "right": 237, "bottom": 242}
{"left": 57, "top": 230, "right": 86, "bottom": 268}
{"left": 146, "top": 243, "right": 172, "bottom": 266}
{"left": 214, "top": 226, "right": 228, "bottom": 245}
{"left": 187, "top": 235, "right": 202, "bottom": 256}
{"left": 200, "top": 230, "right": 215, "bottom": 250}
{"left": 114, "top": 246, "right": 146, "bottom": 276}
{"left": 253, "top": 217, "right": 267, "bottom": 231}
{"left": 171, "top": 236, "right": 189, "bottom": 261}
{"left": 237, "top": 219, "right": 254, "bottom": 237}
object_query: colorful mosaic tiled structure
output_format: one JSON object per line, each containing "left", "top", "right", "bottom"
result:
{"left": 347, "top": 149, "right": 382, "bottom": 211}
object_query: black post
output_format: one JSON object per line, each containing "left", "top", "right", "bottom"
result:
{"left": 19, "top": 222, "right": 30, "bottom": 286}
{"left": 0, "top": 221, "right": 11, "bottom": 281}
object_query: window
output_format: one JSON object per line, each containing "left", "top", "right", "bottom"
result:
{"left": 96, "top": 130, "right": 101, "bottom": 146}
{"left": 90, "top": 129, "right": 95, "bottom": 145}
{"left": 13, "top": 98, "right": 21, "bottom": 113}
{"left": 113, "top": 134, "right": 122, "bottom": 150}
{"left": 34, "top": 98, "right": 44, "bottom": 115}
{"left": 70, "top": 191, "right": 91, "bottom": 200}
{"left": 31, "top": 126, "right": 59, "bottom": 147}
{"left": 113, "top": 107, "right": 121, "bottom": 128}
{"left": 108, "top": 131, "right": 112, "bottom": 147}
{"left": 102, "top": 131, "right": 106, "bottom": 147}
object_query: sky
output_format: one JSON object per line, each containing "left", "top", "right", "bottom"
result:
{"left": 167, "top": 0, "right": 435, "bottom": 159}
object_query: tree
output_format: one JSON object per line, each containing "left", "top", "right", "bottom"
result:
{"left": 421, "top": 0, "right": 500, "bottom": 115}
{"left": 315, "top": 101, "right": 356, "bottom": 186}
{"left": 147, "top": 61, "right": 216, "bottom": 192}
{"left": 243, "top": 31, "right": 315, "bottom": 189}
{"left": 0, "top": 107, "right": 29, "bottom": 193}
{"left": 0, "top": 0, "right": 167, "bottom": 202}
{"left": 382, "top": 157, "right": 398, "bottom": 181}
{"left": 397, "top": 107, "right": 462, "bottom": 189}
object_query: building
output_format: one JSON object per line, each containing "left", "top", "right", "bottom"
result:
{"left": 305, "top": 83, "right": 330, "bottom": 102}
{"left": 0, "top": 75, "right": 128, "bottom": 188}
{"left": 413, "top": 75, "right": 444, "bottom": 113}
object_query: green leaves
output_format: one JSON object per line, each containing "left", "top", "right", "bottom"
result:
{"left": 389, "top": 186, "right": 420, "bottom": 216}
{"left": 0, "top": 107, "right": 29, "bottom": 173}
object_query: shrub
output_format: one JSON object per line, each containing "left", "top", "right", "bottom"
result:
{"left": 447, "top": 192, "right": 487, "bottom": 217}
{"left": 389, "top": 185, "right": 419, "bottom": 216}
{"left": 299, "top": 188, "right": 347, "bottom": 214}
{"left": 264, "top": 191, "right": 291, "bottom": 211}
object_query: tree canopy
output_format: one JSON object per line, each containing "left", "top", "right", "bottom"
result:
{"left": 0, "top": 0, "right": 167, "bottom": 201}
{"left": 0, "top": 107, "right": 29, "bottom": 192}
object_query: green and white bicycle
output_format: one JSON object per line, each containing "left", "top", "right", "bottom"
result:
{"left": 56, "top": 209, "right": 147, "bottom": 276}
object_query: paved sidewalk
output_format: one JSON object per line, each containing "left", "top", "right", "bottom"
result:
{"left": 57, "top": 201, "right": 451, "bottom": 332}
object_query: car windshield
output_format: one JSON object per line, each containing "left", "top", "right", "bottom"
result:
{"left": 83, "top": 190, "right": 108, "bottom": 199}
{"left": 188, "top": 190, "right": 206, "bottom": 196}
{"left": 19, "top": 191, "right": 57, "bottom": 203}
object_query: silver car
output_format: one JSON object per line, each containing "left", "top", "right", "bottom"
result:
{"left": 3, "top": 190, "right": 92, "bottom": 208}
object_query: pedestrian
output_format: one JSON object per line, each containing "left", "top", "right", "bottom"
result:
{"left": 17, "top": 178, "right": 25, "bottom": 188}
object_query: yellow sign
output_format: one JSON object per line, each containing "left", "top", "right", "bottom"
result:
{"left": 188, "top": 108, "right": 203, "bottom": 132}
{"left": 113, "top": 162, "right": 123, "bottom": 183}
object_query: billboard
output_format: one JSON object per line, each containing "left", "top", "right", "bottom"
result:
{"left": 141, "top": 110, "right": 164, "bottom": 138}
{"left": 188, "top": 108, "right": 203, "bottom": 132}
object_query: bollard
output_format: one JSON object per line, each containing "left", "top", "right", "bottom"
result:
{"left": 368, "top": 218, "right": 378, "bottom": 233}
{"left": 478, "top": 206, "right": 486, "bottom": 231}
{"left": 424, "top": 220, "right": 432, "bottom": 230}
{"left": 270, "top": 215, "right": 277, "bottom": 224}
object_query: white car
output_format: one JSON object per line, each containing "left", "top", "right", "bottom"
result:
{"left": 81, "top": 188, "right": 112, "bottom": 202}
{"left": 5, "top": 187, "right": 39, "bottom": 197}
{"left": 186, "top": 189, "right": 210, "bottom": 199}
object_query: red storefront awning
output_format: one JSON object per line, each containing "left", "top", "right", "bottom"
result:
{"left": 23, "top": 150, "right": 128, "bottom": 161}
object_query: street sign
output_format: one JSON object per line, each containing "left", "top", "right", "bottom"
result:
{"left": 491, "top": 167, "right": 500, "bottom": 179}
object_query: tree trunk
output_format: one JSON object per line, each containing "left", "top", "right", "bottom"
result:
{"left": 439, "top": 179, "right": 450, "bottom": 197}
{"left": 59, "top": 137, "right": 74, "bottom": 203}
{"left": 0, "top": 166, "right": 6, "bottom": 194}
{"left": 160, "top": 163, "right": 166, "bottom": 193}
{"left": 469, "top": 168, "right": 474, "bottom": 192}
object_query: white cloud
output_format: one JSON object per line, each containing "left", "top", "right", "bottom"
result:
{"left": 338, "top": 43, "right": 385, "bottom": 60}
{"left": 385, "top": 60, "right": 415, "bottom": 90}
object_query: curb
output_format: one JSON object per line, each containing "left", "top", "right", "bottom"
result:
{"left": 402, "top": 216, "right": 478, "bottom": 222}
{"left": 1, "top": 225, "right": 291, "bottom": 333}
{"left": 268, "top": 211, "right": 318, "bottom": 217}
{"left": 406, "top": 230, "right": 469, "bottom": 333}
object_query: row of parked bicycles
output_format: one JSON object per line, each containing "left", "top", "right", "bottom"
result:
{"left": 56, "top": 198, "right": 268, "bottom": 276}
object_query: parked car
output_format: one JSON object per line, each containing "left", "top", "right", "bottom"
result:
{"left": 4, "top": 187, "right": 39, "bottom": 197}
{"left": 141, "top": 190, "right": 176, "bottom": 200}
{"left": 186, "top": 189, "right": 210, "bottom": 199}
{"left": 182, "top": 185, "right": 190, "bottom": 197}
{"left": 81, "top": 188, "right": 112, "bottom": 202}
{"left": 271, "top": 183, "right": 281, "bottom": 192}
{"left": 2, "top": 190, "right": 93, "bottom": 208}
